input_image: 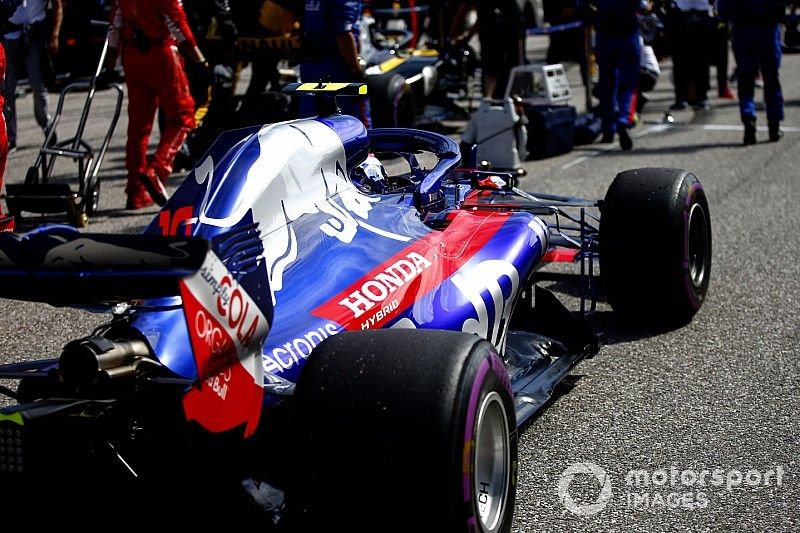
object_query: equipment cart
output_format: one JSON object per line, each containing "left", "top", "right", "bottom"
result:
{"left": 6, "top": 21, "right": 123, "bottom": 228}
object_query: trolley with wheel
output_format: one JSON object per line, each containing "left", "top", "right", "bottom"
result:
{"left": 5, "top": 21, "right": 123, "bottom": 228}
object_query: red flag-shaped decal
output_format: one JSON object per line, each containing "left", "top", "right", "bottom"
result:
{"left": 179, "top": 251, "right": 268, "bottom": 438}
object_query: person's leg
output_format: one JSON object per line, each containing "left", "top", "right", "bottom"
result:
{"left": 123, "top": 51, "right": 159, "bottom": 207}
{"left": 668, "top": 15, "right": 690, "bottom": 107}
{"left": 3, "top": 37, "right": 21, "bottom": 147}
{"left": 731, "top": 26, "right": 758, "bottom": 144}
{"left": 759, "top": 25, "right": 784, "bottom": 140}
{"left": 0, "top": 102, "right": 7, "bottom": 219}
{"left": 245, "top": 57, "right": 272, "bottom": 102}
{"left": 615, "top": 33, "right": 641, "bottom": 150}
{"left": 715, "top": 22, "right": 733, "bottom": 97}
{"left": 595, "top": 35, "right": 617, "bottom": 141}
{"left": 479, "top": 35, "right": 503, "bottom": 99}
{"left": 150, "top": 46, "right": 195, "bottom": 182}
{"left": 686, "top": 16, "right": 711, "bottom": 105}
{"left": 483, "top": 73, "right": 498, "bottom": 102}
{"left": 0, "top": 43, "right": 7, "bottom": 219}
{"left": 125, "top": 83, "right": 156, "bottom": 179}
{"left": 24, "top": 26, "right": 51, "bottom": 134}
{"left": 493, "top": 31, "right": 523, "bottom": 100}
{"left": 615, "top": 34, "right": 641, "bottom": 128}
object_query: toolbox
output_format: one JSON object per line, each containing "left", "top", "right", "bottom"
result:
{"left": 523, "top": 104, "right": 577, "bottom": 160}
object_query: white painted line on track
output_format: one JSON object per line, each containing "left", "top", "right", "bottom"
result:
{"left": 641, "top": 121, "right": 800, "bottom": 133}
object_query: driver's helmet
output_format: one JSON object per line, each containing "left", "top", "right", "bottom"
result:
{"left": 352, "top": 153, "right": 388, "bottom": 193}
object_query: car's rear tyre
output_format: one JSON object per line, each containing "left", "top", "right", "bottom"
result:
{"left": 368, "top": 73, "right": 416, "bottom": 128}
{"left": 290, "top": 329, "right": 517, "bottom": 532}
{"left": 600, "top": 168, "right": 712, "bottom": 325}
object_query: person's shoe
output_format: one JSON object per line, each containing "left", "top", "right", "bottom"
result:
{"left": 617, "top": 125, "right": 633, "bottom": 151}
{"left": 768, "top": 121, "right": 784, "bottom": 142}
{"left": 599, "top": 132, "right": 614, "bottom": 144}
{"left": 719, "top": 87, "right": 735, "bottom": 99}
{"left": 125, "top": 181, "right": 155, "bottom": 210}
{"left": 743, "top": 119, "right": 757, "bottom": 145}
{"left": 7, "top": 141, "right": 17, "bottom": 154}
{"left": 0, "top": 215, "right": 15, "bottom": 232}
{"left": 670, "top": 101, "right": 689, "bottom": 111}
{"left": 138, "top": 169, "right": 169, "bottom": 206}
{"left": 694, "top": 100, "right": 711, "bottom": 110}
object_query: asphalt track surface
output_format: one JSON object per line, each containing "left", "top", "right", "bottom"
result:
{"left": 1, "top": 38, "right": 798, "bottom": 531}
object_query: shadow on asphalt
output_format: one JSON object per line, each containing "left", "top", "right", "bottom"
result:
{"left": 603, "top": 140, "right": 742, "bottom": 156}
{"left": 518, "top": 373, "right": 585, "bottom": 433}
{"left": 537, "top": 273, "right": 682, "bottom": 344}
{"left": 588, "top": 310, "right": 683, "bottom": 346}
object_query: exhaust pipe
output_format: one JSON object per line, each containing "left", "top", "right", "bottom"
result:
{"left": 59, "top": 336, "right": 152, "bottom": 387}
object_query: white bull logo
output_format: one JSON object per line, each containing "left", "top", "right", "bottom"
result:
{"left": 195, "top": 119, "right": 409, "bottom": 304}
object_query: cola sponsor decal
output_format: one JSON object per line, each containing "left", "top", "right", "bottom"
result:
{"left": 180, "top": 251, "right": 269, "bottom": 437}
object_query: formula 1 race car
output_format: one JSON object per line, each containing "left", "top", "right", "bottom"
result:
{"left": 361, "top": 4, "right": 480, "bottom": 128}
{"left": 0, "top": 84, "right": 711, "bottom": 529}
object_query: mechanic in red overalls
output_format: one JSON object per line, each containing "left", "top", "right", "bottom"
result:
{"left": 106, "top": 0, "right": 208, "bottom": 209}
{"left": 0, "top": 43, "right": 13, "bottom": 232}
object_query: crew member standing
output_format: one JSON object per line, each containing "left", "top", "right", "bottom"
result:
{"left": 299, "top": 0, "right": 371, "bottom": 128}
{"left": 667, "top": 0, "right": 713, "bottom": 110}
{"left": 3, "top": 0, "right": 63, "bottom": 153}
{"left": 448, "top": 0, "right": 524, "bottom": 99}
{"left": 592, "top": 0, "right": 647, "bottom": 151}
{"left": 717, "top": 0, "right": 785, "bottom": 144}
{"left": 106, "top": 0, "right": 207, "bottom": 209}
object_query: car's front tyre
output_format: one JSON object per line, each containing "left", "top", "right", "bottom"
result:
{"left": 600, "top": 168, "right": 712, "bottom": 325}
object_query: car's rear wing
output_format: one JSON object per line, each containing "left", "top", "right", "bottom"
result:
{"left": 0, "top": 227, "right": 209, "bottom": 305}
{"left": 0, "top": 226, "right": 272, "bottom": 437}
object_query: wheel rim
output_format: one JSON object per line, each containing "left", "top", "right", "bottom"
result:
{"left": 688, "top": 202, "right": 709, "bottom": 289}
{"left": 474, "top": 392, "right": 510, "bottom": 532}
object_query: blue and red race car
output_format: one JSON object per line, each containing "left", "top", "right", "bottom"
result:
{"left": 0, "top": 83, "right": 711, "bottom": 530}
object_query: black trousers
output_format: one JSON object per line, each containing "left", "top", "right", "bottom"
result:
{"left": 668, "top": 11, "right": 712, "bottom": 103}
